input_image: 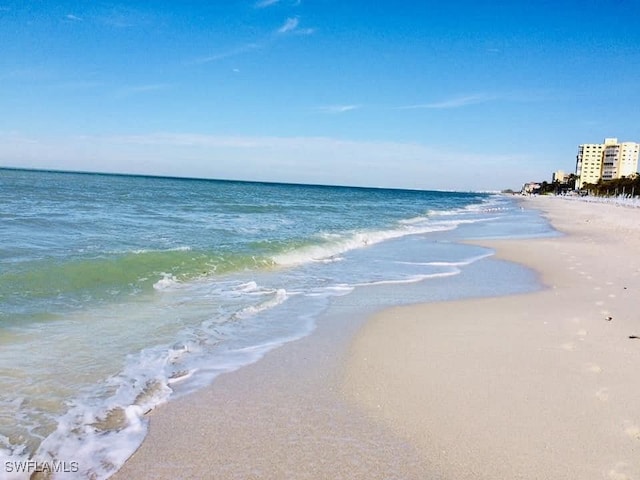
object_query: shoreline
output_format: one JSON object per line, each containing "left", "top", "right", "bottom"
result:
{"left": 112, "top": 284, "right": 434, "bottom": 479}
{"left": 113, "top": 196, "right": 640, "bottom": 479}
{"left": 344, "top": 196, "right": 640, "bottom": 479}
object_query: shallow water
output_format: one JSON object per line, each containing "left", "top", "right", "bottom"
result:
{"left": 0, "top": 169, "right": 554, "bottom": 478}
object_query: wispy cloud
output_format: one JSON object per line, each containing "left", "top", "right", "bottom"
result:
{"left": 277, "top": 16, "right": 314, "bottom": 35}
{"left": 66, "top": 14, "right": 82, "bottom": 22}
{"left": 255, "top": 0, "right": 281, "bottom": 7}
{"left": 255, "top": 0, "right": 301, "bottom": 7}
{"left": 101, "top": 15, "right": 136, "bottom": 28}
{"left": 114, "top": 84, "right": 170, "bottom": 98}
{"left": 192, "top": 15, "right": 313, "bottom": 66}
{"left": 191, "top": 43, "right": 261, "bottom": 64}
{"left": 315, "top": 105, "right": 361, "bottom": 114}
{"left": 401, "top": 94, "right": 497, "bottom": 110}
{"left": 278, "top": 17, "right": 299, "bottom": 33}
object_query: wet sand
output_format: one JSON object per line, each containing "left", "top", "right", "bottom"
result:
{"left": 115, "top": 196, "right": 640, "bottom": 479}
{"left": 112, "top": 293, "right": 432, "bottom": 479}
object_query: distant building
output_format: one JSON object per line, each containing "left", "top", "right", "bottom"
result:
{"left": 552, "top": 170, "right": 569, "bottom": 183}
{"left": 521, "top": 182, "right": 541, "bottom": 194}
{"left": 575, "top": 141, "right": 608, "bottom": 188}
{"left": 602, "top": 142, "right": 640, "bottom": 180}
{"left": 575, "top": 138, "right": 639, "bottom": 189}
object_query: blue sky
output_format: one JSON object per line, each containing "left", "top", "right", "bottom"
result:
{"left": 1, "top": 1, "right": 639, "bottom": 191}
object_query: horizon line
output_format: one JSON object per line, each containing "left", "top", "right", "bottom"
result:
{"left": 0, "top": 166, "right": 487, "bottom": 194}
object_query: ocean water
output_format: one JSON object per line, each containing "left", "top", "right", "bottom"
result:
{"left": 0, "top": 169, "right": 554, "bottom": 479}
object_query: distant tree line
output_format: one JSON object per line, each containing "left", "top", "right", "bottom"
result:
{"left": 516, "top": 172, "right": 640, "bottom": 197}
{"left": 537, "top": 174, "right": 577, "bottom": 195}
{"left": 582, "top": 173, "right": 640, "bottom": 197}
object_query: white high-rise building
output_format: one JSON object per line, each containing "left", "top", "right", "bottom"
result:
{"left": 602, "top": 143, "right": 622, "bottom": 180}
{"left": 576, "top": 141, "right": 608, "bottom": 188}
{"left": 618, "top": 142, "right": 639, "bottom": 178}
{"left": 575, "top": 138, "right": 639, "bottom": 189}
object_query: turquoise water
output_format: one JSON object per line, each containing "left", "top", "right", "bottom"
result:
{"left": 0, "top": 168, "right": 553, "bottom": 478}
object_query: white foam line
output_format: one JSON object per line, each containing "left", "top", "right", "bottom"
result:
{"left": 272, "top": 196, "right": 507, "bottom": 268}
{"left": 347, "top": 269, "right": 461, "bottom": 288}
{"left": 234, "top": 289, "right": 288, "bottom": 319}
{"left": 272, "top": 225, "right": 454, "bottom": 267}
{"left": 395, "top": 252, "right": 494, "bottom": 267}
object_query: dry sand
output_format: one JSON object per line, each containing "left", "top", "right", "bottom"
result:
{"left": 345, "top": 196, "right": 640, "bottom": 479}
{"left": 114, "top": 196, "right": 640, "bottom": 480}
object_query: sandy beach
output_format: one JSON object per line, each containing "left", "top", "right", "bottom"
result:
{"left": 346, "top": 196, "right": 640, "bottom": 479}
{"left": 114, "top": 196, "right": 640, "bottom": 480}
